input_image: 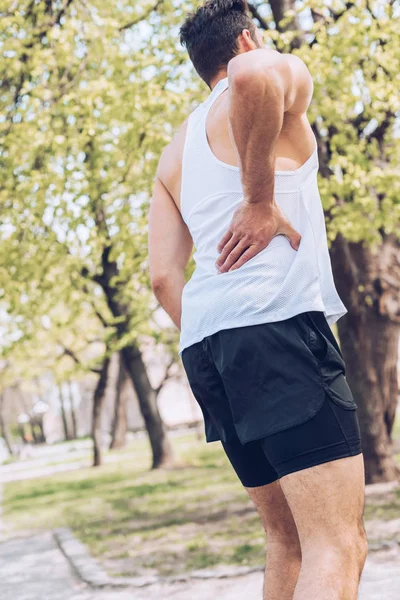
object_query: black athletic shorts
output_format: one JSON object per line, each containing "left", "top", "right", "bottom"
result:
{"left": 181, "top": 311, "right": 362, "bottom": 486}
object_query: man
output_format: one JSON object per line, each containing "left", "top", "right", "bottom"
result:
{"left": 148, "top": 1, "right": 367, "bottom": 598}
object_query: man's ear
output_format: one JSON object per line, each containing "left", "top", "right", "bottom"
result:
{"left": 237, "top": 29, "right": 257, "bottom": 52}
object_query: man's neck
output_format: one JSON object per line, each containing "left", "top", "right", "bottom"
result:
{"left": 209, "top": 72, "right": 228, "bottom": 91}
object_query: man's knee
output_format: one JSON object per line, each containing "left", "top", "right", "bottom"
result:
{"left": 266, "top": 518, "right": 299, "bottom": 543}
{"left": 302, "top": 521, "right": 368, "bottom": 573}
{"left": 266, "top": 519, "right": 302, "bottom": 560}
{"left": 336, "top": 523, "right": 368, "bottom": 573}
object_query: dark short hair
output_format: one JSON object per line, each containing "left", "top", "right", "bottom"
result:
{"left": 179, "top": 0, "right": 259, "bottom": 87}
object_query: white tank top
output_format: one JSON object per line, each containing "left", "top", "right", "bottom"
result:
{"left": 178, "top": 76, "right": 346, "bottom": 356}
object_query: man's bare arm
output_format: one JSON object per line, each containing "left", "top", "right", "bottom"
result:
{"left": 216, "top": 50, "right": 313, "bottom": 273}
{"left": 227, "top": 49, "right": 313, "bottom": 205}
{"left": 148, "top": 175, "right": 193, "bottom": 330}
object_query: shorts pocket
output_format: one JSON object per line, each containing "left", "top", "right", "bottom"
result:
{"left": 302, "top": 313, "right": 357, "bottom": 411}
{"left": 308, "top": 321, "right": 329, "bottom": 364}
{"left": 303, "top": 312, "right": 344, "bottom": 370}
{"left": 300, "top": 312, "right": 330, "bottom": 366}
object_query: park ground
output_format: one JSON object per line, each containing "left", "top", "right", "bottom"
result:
{"left": 1, "top": 423, "right": 400, "bottom": 598}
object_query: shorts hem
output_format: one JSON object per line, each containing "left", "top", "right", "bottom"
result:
{"left": 205, "top": 388, "right": 356, "bottom": 445}
{"left": 243, "top": 473, "right": 280, "bottom": 488}
{"left": 234, "top": 393, "right": 327, "bottom": 445}
{"left": 278, "top": 447, "right": 363, "bottom": 480}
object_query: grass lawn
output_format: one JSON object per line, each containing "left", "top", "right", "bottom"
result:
{"left": 3, "top": 429, "right": 400, "bottom": 578}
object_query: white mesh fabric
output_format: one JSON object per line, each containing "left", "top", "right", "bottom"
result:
{"left": 178, "top": 78, "right": 346, "bottom": 356}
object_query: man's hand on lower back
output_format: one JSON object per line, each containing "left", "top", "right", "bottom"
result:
{"left": 215, "top": 200, "right": 301, "bottom": 273}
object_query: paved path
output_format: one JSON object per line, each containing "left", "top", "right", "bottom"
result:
{"left": 1, "top": 531, "right": 400, "bottom": 600}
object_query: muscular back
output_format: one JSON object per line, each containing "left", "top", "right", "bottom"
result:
{"left": 157, "top": 76, "right": 315, "bottom": 213}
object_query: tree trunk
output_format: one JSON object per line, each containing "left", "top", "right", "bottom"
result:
{"left": 68, "top": 381, "right": 78, "bottom": 439}
{"left": 58, "top": 384, "right": 71, "bottom": 441}
{"left": 120, "top": 346, "right": 173, "bottom": 468}
{"left": 268, "top": 0, "right": 300, "bottom": 30}
{"left": 0, "top": 394, "right": 14, "bottom": 456}
{"left": 92, "top": 356, "right": 110, "bottom": 467}
{"left": 95, "top": 246, "right": 174, "bottom": 469}
{"left": 331, "top": 235, "right": 400, "bottom": 484}
{"left": 109, "top": 353, "right": 129, "bottom": 449}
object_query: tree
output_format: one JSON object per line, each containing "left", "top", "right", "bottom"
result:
{"left": 67, "top": 380, "right": 78, "bottom": 439}
{"left": 58, "top": 384, "right": 71, "bottom": 441}
{"left": 248, "top": 0, "right": 400, "bottom": 482}
{"left": 109, "top": 353, "right": 129, "bottom": 450}
{"left": 92, "top": 356, "right": 110, "bottom": 467}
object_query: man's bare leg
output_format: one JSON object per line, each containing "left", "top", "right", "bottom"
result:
{"left": 279, "top": 454, "right": 367, "bottom": 600}
{"left": 246, "top": 480, "right": 301, "bottom": 600}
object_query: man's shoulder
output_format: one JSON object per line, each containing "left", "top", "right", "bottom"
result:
{"left": 156, "top": 117, "right": 190, "bottom": 188}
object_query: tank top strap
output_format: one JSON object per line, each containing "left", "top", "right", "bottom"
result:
{"left": 186, "top": 77, "right": 229, "bottom": 141}
{"left": 202, "top": 77, "right": 229, "bottom": 113}
{"left": 181, "top": 76, "right": 234, "bottom": 223}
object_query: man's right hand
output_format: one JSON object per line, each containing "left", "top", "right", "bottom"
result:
{"left": 216, "top": 199, "right": 301, "bottom": 273}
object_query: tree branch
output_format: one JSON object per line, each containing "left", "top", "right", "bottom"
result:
{"left": 154, "top": 354, "right": 176, "bottom": 395}
{"left": 59, "top": 343, "right": 102, "bottom": 374}
{"left": 119, "top": 0, "right": 164, "bottom": 32}
{"left": 247, "top": 3, "right": 270, "bottom": 30}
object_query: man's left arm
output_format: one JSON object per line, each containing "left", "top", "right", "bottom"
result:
{"left": 148, "top": 175, "right": 193, "bottom": 330}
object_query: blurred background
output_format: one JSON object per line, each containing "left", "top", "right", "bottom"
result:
{"left": 0, "top": 0, "right": 399, "bottom": 595}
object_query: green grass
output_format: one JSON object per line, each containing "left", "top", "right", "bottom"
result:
{"left": 3, "top": 434, "right": 266, "bottom": 576}
{"left": 3, "top": 430, "right": 400, "bottom": 577}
